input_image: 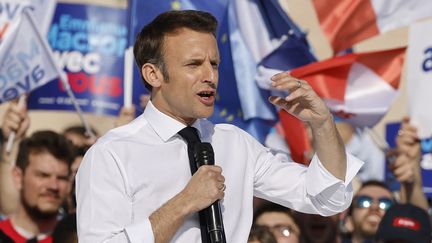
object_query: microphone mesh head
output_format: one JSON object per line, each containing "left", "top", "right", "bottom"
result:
{"left": 194, "top": 142, "right": 214, "bottom": 166}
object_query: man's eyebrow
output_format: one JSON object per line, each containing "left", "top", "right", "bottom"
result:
{"left": 210, "top": 57, "right": 221, "bottom": 64}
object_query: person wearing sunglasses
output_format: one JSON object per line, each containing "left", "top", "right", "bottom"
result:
{"left": 341, "top": 180, "right": 394, "bottom": 243}
{"left": 354, "top": 195, "right": 394, "bottom": 212}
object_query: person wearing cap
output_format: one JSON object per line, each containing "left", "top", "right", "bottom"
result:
{"left": 375, "top": 203, "right": 431, "bottom": 243}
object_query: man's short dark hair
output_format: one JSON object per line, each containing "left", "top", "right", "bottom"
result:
{"left": 133, "top": 10, "right": 218, "bottom": 91}
{"left": 248, "top": 225, "right": 277, "bottom": 243}
{"left": 358, "top": 180, "right": 392, "bottom": 194}
{"left": 16, "top": 130, "right": 75, "bottom": 173}
{"left": 253, "top": 201, "right": 300, "bottom": 225}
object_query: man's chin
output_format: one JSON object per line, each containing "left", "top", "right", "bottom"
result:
{"left": 26, "top": 206, "right": 59, "bottom": 219}
{"left": 362, "top": 227, "right": 379, "bottom": 238}
{"left": 197, "top": 109, "right": 214, "bottom": 119}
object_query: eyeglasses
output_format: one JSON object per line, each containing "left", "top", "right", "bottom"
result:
{"left": 268, "top": 224, "right": 298, "bottom": 238}
{"left": 354, "top": 195, "right": 394, "bottom": 211}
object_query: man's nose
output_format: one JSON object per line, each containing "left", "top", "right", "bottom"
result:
{"left": 47, "top": 177, "right": 60, "bottom": 190}
{"left": 368, "top": 201, "right": 381, "bottom": 211}
{"left": 202, "top": 62, "right": 216, "bottom": 83}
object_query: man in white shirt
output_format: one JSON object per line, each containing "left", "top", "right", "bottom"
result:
{"left": 76, "top": 10, "right": 363, "bottom": 242}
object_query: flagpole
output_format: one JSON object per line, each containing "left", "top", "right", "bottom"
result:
{"left": 123, "top": 46, "right": 133, "bottom": 108}
{"left": 58, "top": 71, "right": 96, "bottom": 140}
{"left": 22, "top": 9, "right": 96, "bottom": 140}
{"left": 124, "top": 0, "right": 134, "bottom": 108}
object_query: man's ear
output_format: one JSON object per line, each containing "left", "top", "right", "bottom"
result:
{"left": 12, "top": 167, "right": 23, "bottom": 191}
{"left": 142, "top": 63, "right": 163, "bottom": 88}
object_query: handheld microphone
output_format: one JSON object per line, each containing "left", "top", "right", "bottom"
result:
{"left": 194, "top": 142, "right": 226, "bottom": 243}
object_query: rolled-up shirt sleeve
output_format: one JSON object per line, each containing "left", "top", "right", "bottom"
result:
{"left": 254, "top": 143, "right": 363, "bottom": 216}
{"left": 305, "top": 152, "right": 363, "bottom": 216}
{"left": 76, "top": 143, "right": 155, "bottom": 243}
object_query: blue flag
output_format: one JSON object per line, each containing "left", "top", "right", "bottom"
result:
{"left": 212, "top": 6, "right": 273, "bottom": 142}
{"left": 229, "top": 0, "right": 316, "bottom": 115}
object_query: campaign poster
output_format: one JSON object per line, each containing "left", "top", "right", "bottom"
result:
{"left": 27, "top": 1, "right": 130, "bottom": 116}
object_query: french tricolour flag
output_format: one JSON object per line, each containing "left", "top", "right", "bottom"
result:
{"left": 291, "top": 47, "right": 406, "bottom": 128}
{"left": 279, "top": 47, "right": 405, "bottom": 163}
{"left": 312, "top": 0, "right": 432, "bottom": 53}
{"left": 229, "top": 0, "right": 316, "bottom": 121}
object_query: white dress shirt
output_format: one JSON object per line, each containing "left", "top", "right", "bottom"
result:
{"left": 76, "top": 101, "right": 363, "bottom": 243}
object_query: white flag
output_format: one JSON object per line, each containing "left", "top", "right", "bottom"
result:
{"left": 0, "top": 8, "right": 60, "bottom": 103}
{"left": 0, "top": 0, "right": 56, "bottom": 40}
{"left": 407, "top": 20, "right": 432, "bottom": 139}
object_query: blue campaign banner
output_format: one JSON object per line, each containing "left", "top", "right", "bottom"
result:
{"left": 27, "top": 2, "right": 129, "bottom": 116}
{"left": 385, "top": 122, "right": 432, "bottom": 198}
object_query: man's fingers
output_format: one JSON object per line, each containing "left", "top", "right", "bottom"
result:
{"left": 271, "top": 73, "right": 307, "bottom": 93}
{"left": 268, "top": 96, "right": 286, "bottom": 107}
{"left": 16, "top": 117, "right": 30, "bottom": 137}
{"left": 5, "top": 112, "right": 22, "bottom": 125}
{"left": 397, "top": 131, "right": 419, "bottom": 145}
{"left": 284, "top": 88, "right": 308, "bottom": 103}
{"left": 199, "top": 164, "right": 222, "bottom": 173}
{"left": 3, "top": 120, "right": 19, "bottom": 132}
{"left": 271, "top": 79, "right": 301, "bottom": 91}
{"left": 393, "top": 163, "right": 412, "bottom": 178}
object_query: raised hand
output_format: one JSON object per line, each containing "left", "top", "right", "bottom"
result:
{"left": 393, "top": 117, "right": 428, "bottom": 210}
{"left": 396, "top": 117, "right": 421, "bottom": 161}
{"left": 1, "top": 98, "right": 30, "bottom": 141}
{"left": 268, "top": 72, "right": 347, "bottom": 180}
{"left": 268, "top": 72, "right": 331, "bottom": 129}
{"left": 393, "top": 117, "right": 421, "bottom": 183}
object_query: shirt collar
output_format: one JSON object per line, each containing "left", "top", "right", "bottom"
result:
{"left": 143, "top": 100, "right": 204, "bottom": 142}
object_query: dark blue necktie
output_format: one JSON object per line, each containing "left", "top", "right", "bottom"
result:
{"left": 178, "top": 126, "right": 209, "bottom": 243}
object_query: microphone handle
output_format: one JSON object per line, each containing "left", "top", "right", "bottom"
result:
{"left": 205, "top": 201, "right": 226, "bottom": 243}
{"left": 194, "top": 142, "right": 226, "bottom": 243}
